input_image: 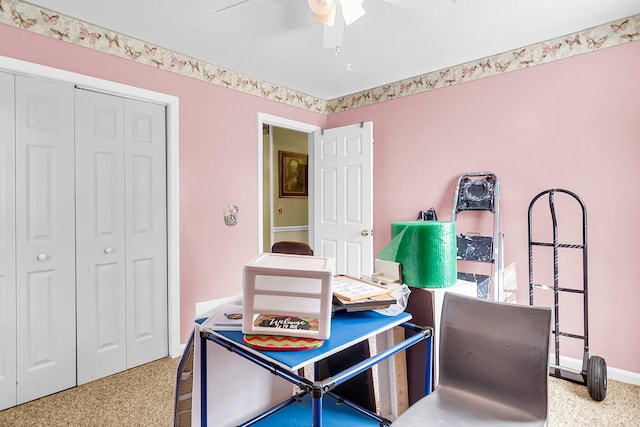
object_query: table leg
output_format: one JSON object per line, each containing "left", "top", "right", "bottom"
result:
{"left": 312, "top": 390, "right": 322, "bottom": 427}
{"left": 200, "top": 335, "right": 208, "bottom": 426}
{"left": 425, "top": 334, "right": 433, "bottom": 396}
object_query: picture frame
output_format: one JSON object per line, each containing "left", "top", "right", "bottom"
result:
{"left": 279, "top": 150, "right": 308, "bottom": 198}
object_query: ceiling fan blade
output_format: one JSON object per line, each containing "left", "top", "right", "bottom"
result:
{"left": 341, "top": 0, "right": 366, "bottom": 26}
{"left": 216, "top": 0, "right": 252, "bottom": 13}
{"left": 215, "top": 0, "right": 272, "bottom": 19}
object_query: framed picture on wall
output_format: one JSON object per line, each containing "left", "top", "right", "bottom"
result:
{"left": 279, "top": 150, "right": 308, "bottom": 198}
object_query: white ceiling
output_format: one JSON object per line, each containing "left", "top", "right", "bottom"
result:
{"left": 24, "top": 0, "right": 640, "bottom": 100}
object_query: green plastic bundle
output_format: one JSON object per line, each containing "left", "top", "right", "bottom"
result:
{"left": 378, "top": 221, "right": 457, "bottom": 288}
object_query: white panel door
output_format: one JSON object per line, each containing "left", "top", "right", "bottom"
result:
{"left": 124, "top": 98, "right": 167, "bottom": 368}
{"left": 0, "top": 71, "right": 16, "bottom": 411}
{"left": 75, "top": 89, "right": 127, "bottom": 384}
{"left": 15, "top": 76, "right": 76, "bottom": 404}
{"left": 313, "top": 122, "right": 373, "bottom": 278}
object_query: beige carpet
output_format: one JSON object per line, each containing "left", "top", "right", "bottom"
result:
{"left": 548, "top": 375, "right": 640, "bottom": 426}
{"left": 1, "top": 357, "right": 639, "bottom": 426}
{"left": 0, "top": 358, "right": 178, "bottom": 427}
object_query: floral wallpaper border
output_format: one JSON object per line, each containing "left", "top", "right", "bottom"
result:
{"left": 329, "top": 14, "right": 640, "bottom": 113}
{"left": 1, "top": 0, "right": 638, "bottom": 115}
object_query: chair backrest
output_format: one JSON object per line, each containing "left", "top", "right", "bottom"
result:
{"left": 438, "top": 293, "right": 551, "bottom": 419}
{"left": 271, "top": 241, "right": 313, "bottom": 256}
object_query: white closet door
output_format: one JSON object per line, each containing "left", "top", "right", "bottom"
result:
{"left": 124, "top": 98, "right": 167, "bottom": 367}
{"left": 15, "top": 76, "right": 76, "bottom": 404}
{"left": 75, "top": 89, "right": 127, "bottom": 384}
{"left": 0, "top": 72, "right": 16, "bottom": 411}
{"left": 75, "top": 92, "right": 167, "bottom": 381}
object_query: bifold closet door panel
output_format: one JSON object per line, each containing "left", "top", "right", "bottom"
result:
{"left": 14, "top": 76, "right": 76, "bottom": 404}
{"left": 124, "top": 99, "right": 168, "bottom": 368}
{"left": 0, "top": 71, "right": 16, "bottom": 411}
{"left": 75, "top": 89, "right": 127, "bottom": 385}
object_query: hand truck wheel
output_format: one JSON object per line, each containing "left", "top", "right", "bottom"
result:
{"left": 587, "top": 355, "right": 607, "bottom": 401}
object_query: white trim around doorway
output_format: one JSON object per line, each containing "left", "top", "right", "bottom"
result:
{"left": 256, "top": 113, "right": 320, "bottom": 254}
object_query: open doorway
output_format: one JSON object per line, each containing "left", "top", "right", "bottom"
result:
{"left": 257, "top": 114, "right": 320, "bottom": 254}
{"left": 257, "top": 114, "right": 374, "bottom": 278}
{"left": 262, "top": 125, "right": 310, "bottom": 251}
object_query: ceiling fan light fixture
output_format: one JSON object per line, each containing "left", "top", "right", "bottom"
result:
{"left": 309, "top": 0, "right": 337, "bottom": 25}
{"left": 308, "top": 0, "right": 334, "bottom": 14}
{"left": 314, "top": 6, "right": 337, "bottom": 26}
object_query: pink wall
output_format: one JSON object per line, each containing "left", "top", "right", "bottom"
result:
{"left": 0, "top": 25, "right": 327, "bottom": 345}
{"left": 2, "top": 23, "right": 639, "bottom": 374}
{"left": 327, "top": 41, "right": 640, "bottom": 374}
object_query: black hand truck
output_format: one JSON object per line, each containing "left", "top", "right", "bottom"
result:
{"left": 528, "top": 188, "right": 607, "bottom": 401}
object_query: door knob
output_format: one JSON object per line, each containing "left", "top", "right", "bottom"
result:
{"left": 104, "top": 248, "right": 113, "bottom": 254}
{"left": 37, "top": 253, "right": 48, "bottom": 261}
{"left": 361, "top": 230, "right": 370, "bottom": 236}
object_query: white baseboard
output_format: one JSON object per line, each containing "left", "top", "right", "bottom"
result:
{"left": 554, "top": 355, "right": 640, "bottom": 386}
{"left": 173, "top": 296, "right": 244, "bottom": 359}
{"left": 176, "top": 343, "right": 186, "bottom": 358}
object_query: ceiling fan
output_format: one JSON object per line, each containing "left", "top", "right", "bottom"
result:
{"left": 218, "top": 0, "right": 455, "bottom": 49}
{"left": 310, "top": 0, "right": 455, "bottom": 49}
{"left": 308, "top": 0, "right": 363, "bottom": 49}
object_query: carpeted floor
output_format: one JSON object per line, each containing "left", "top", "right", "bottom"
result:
{"left": 1, "top": 357, "right": 639, "bottom": 426}
{"left": 548, "top": 375, "right": 640, "bottom": 426}
{"left": 0, "top": 358, "right": 178, "bottom": 427}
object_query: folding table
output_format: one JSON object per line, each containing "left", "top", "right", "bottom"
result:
{"left": 198, "top": 310, "right": 433, "bottom": 426}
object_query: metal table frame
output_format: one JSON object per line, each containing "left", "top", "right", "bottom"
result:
{"left": 199, "top": 311, "right": 433, "bottom": 427}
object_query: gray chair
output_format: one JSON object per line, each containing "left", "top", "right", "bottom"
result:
{"left": 393, "top": 293, "right": 551, "bottom": 426}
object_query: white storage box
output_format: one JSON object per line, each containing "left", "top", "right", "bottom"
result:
{"left": 242, "top": 253, "right": 335, "bottom": 339}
